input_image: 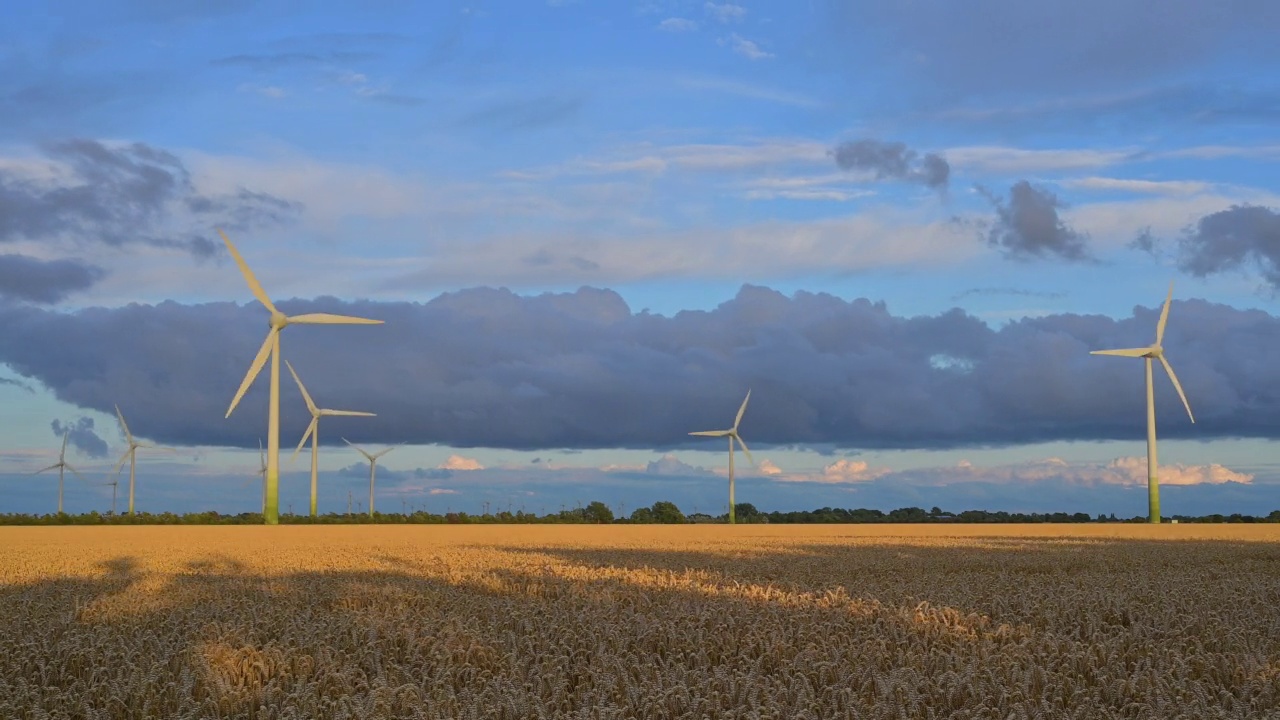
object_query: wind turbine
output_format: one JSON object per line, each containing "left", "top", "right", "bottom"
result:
{"left": 343, "top": 438, "right": 398, "bottom": 518}
{"left": 286, "top": 360, "right": 375, "bottom": 517}
{"left": 34, "top": 431, "right": 81, "bottom": 514}
{"left": 102, "top": 474, "right": 120, "bottom": 516}
{"left": 689, "top": 390, "right": 754, "bottom": 524}
{"left": 238, "top": 440, "right": 267, "bottom": 514}
{"left": 1090, "top": 282, "right": 1195, "bottom": 523}
{"left": 219, "top": 229, "right": 383, "bottom": 525}
{"left": 111, "top": 405, "right": 175, "bottom": 516}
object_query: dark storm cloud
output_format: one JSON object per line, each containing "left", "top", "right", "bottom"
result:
{"left": 0, "top": 255, "right": 105, "bottom": 304}
{"left": 0, "top": 139, "right": 300, "bottom": 259}
{"left": 50, "top": 417, "right": 108, "bottom": 459}
{"left": 831, "top": 140, "right": 949, "bottom": 190}
{"left": 1, "top": 285, "right": 1277, "bottom": 451}
{"left": 979, "top": 181, "right": 1093, "bottom": 262}
{"left": 819, "top": 0, "right": 1280, "bottom": 102}
{"left": 1173, "top": 205, "right": 1280, "bottom": 288}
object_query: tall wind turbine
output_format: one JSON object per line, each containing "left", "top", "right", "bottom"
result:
{"left": 287, "top": 360, "right": 375, "bottom": 517}
{"left": 689, "top": 390, "right": 754, "bottom": 525}
{"left": 1090, "top": 282, "right": 1195, "bottom": 523}
{"left": 343, "top": 438, "right": 398, "bottom": 518}
{"left": 34, "top": 432, "right": 81, "bottom": 514}
{"left": 111, "top": 405, "right": 175, "bottom": 516}
{"left": 219, "top": 229, "right": 384, "bottom": 525}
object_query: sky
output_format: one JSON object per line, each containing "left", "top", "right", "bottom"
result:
{"left": 2, "top": 0, "right": 1280, "bottom": 519}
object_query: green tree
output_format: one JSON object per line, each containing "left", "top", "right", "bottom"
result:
{"left": 733, "top": 503, "right": 764, "bottom": 523}
{"left": 584, "top": 501, "right": 614, "bottom": 524}
{"left": 650, "top": 501, "right": 685, "bottom": 524}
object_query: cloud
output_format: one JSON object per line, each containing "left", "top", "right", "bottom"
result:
{"left": 439, "top": 454, "right": 484, "bottom": 471}
{"left": 705, "top": 2, "right": 746, "bottom": 22}
{"left": 646, "top": 454, "right": 712, "bottom": 476}
{"left": 50, "top": 417, "right": 108, "bottom": 459}
{"left": 818, "top": 1, "right": 1280, "bottom": 103}
{"left": 459, "top": 95, "right": 584, "bottom": 131}
{"left": 757, "top": 459, "right": 782, "bottom": 475}
{"left": 832, "top": 140, "right": 950, "bottom": 190}
{"left": 1062, "top": 177, "right": 1211, "bottom": 196}
{"left": 1172, "top": 205, "right": 1280, "bottom": 288}
{"left": 659, "top": 18, "right": 698, "bottom": 32}
{"left": 210, "top": 51, "right": 377, "bottom": 71}
{"left": 887, "top": 456, "right": 1254, "bottom": 488}
{"left": 979, "top": 181, "right": 1093, "bottom": 262}
{"left": 3, "top": 285, "right": 1280, "bottom": 451}
{"left": 0, "top": 254, "right": 105, "bottom": 303}
{"left": 726, "top": 34, "right": 773, "bottom": 60}
{"left": 0, "top": 139, "right": 301, "bottom": 259}
{"left": 943, "top": 146, "right": 1138, "bottom": 174}
{"left": 428, "top": 488, "right": 458, "bottom": 495}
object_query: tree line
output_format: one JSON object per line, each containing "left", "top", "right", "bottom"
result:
{"left": 2, "top": 501, "right": 1278, "bottom": 525}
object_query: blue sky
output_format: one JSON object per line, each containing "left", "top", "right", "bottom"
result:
{"left": 2, "top": 0, "right": 1280, "bottom": 518}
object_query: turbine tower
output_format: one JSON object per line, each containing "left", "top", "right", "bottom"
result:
{"left": 689, "top": 390, "right": 753, "bottom": 524}
{"left": 343, "top": 438, "right": 398, "bottom": 518}
{"left": 34, "top": 431, "right": 81, "bottom": 514}
{"left": 1090, "top": 282, "right": 1195, "bottom": 523}
{"left": 220, "top": 229, "right": 383, "bottom": 525}
{"left": 287, "top": 360, "right": 375, "bottom": 517}
{"left": 111, "top": 405, "right": 175, "bottom": 516}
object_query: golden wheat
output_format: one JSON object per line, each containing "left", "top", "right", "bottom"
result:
{"left": 1, "top": 525, "right": 1278, "bottom": 719}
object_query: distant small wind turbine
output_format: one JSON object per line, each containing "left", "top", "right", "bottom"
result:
{"left": 219, "top": 229, "right": 383, "bottom": 525}
{"left": 343, "top": 438, "right": 399, "bottom": 517}
{"left": 35, "top": 431, "right": 81, "bottom": 514}
{"left": 1090, "top": 282, "right": 1195, "bottom": 523}
{"left": 101, "top": 475, "right": 120, "bottom": 516}
{"left": 286, "top": 360, "right": 375, "bottom": 517}
{"left": 689, "top": 390, "right": 753, "bottom": 525}
{"left": 111, "top": 405, "right": 175, "bottom": 516}
{"left": 238, "top": 439, "right": 267, "bottom": 514}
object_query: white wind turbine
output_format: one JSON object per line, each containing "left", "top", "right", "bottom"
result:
{"left": 689, "top": 390, "right": 754, "bottom": 525}
{"left": 343, "top": 438, "right": 399, "bottom": 518}
{"left": 34, "top": 431, "right": 81, "bottom": 514}
{"left": 1090, "top": 282, "right": 1195, "bottom": 523}
{"left": 287, "top": 360, "right": 375, "bottom": 517}
{"left": 219, "top": 229, "right": 383, "bottom": 525}
{"left": 238, "top": 440, "right": 267, "bottom": 514}
{"left": 111, "top": 405, "right": 175, "bottom": 516}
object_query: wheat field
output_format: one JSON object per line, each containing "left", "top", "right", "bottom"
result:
{"left": 1, "top": 524, "right": 1278, "bottom": 719}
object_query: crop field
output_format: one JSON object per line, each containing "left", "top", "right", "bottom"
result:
{"left": 1, "top": 525, "right": 1279, "bottom": 720}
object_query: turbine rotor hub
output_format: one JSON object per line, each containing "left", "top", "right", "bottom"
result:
{"left": 269, "top": 312, "right": 288, "bottom": 329}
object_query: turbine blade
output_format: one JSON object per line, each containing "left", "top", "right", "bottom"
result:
{"left": 735, "top": 435, "right": 754, "bottom": 466}
{"left": 733, "top": 389, "right": 752, "bottom": 430}
{"left": 114, "top": 404, "right": 134, "bottom": 444}
{"left": 1158, "top": 355, "right": 1195, "bottom": 423}
{"left": 320, "top": 410, "right": 377, "bottom": 417}
{"left": 292, "top": 419, "right": 317, "bottom": 463}
{"left": 689, "top": 430, "right": 732, "bottom": 437}
{"left": 1090, "top": 347, "right": 1152, "bottom": 357}
{"left": 111, "top": 450, "right": 131, "bottom": 475}
{"left": 65, "top": 464, "right": 82, "bottom": 478}
{"left": 60, "top": 431, "right": 69, "bottom": 459}
{"left": 373, "top": 446, "right": 397, "bottom": 459}
{"left": 1156, "top": 281, "right": 1174, "bottom": 345}
{"left": 288, "top": 313, "right": 383, "bottom": 325}
{"left": 218, "top": 229, "right": 278, "bottom": 315}
{"left": 33, "top": 465, "right": 58, "bottom": 475}
{"left": 285, "top": 360, "right": 318, "bottom": 415}
{"left": 343, "top": 437, "right": 374, "bottom": 461}
{"left": 226, "top": 329, "right": 276, "bottom": 418}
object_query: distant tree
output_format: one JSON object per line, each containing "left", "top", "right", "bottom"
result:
{"left": 629, "top": 507, "right": 656, "bottom": 523}
{"left": 650, "top": 501, "right": 685, "bottom": 524}
{"left": 584, "top": 501, "right": 614, "bottom": 524}
{"left": 733, "top": 503, "right": 764, "bottom": 523}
